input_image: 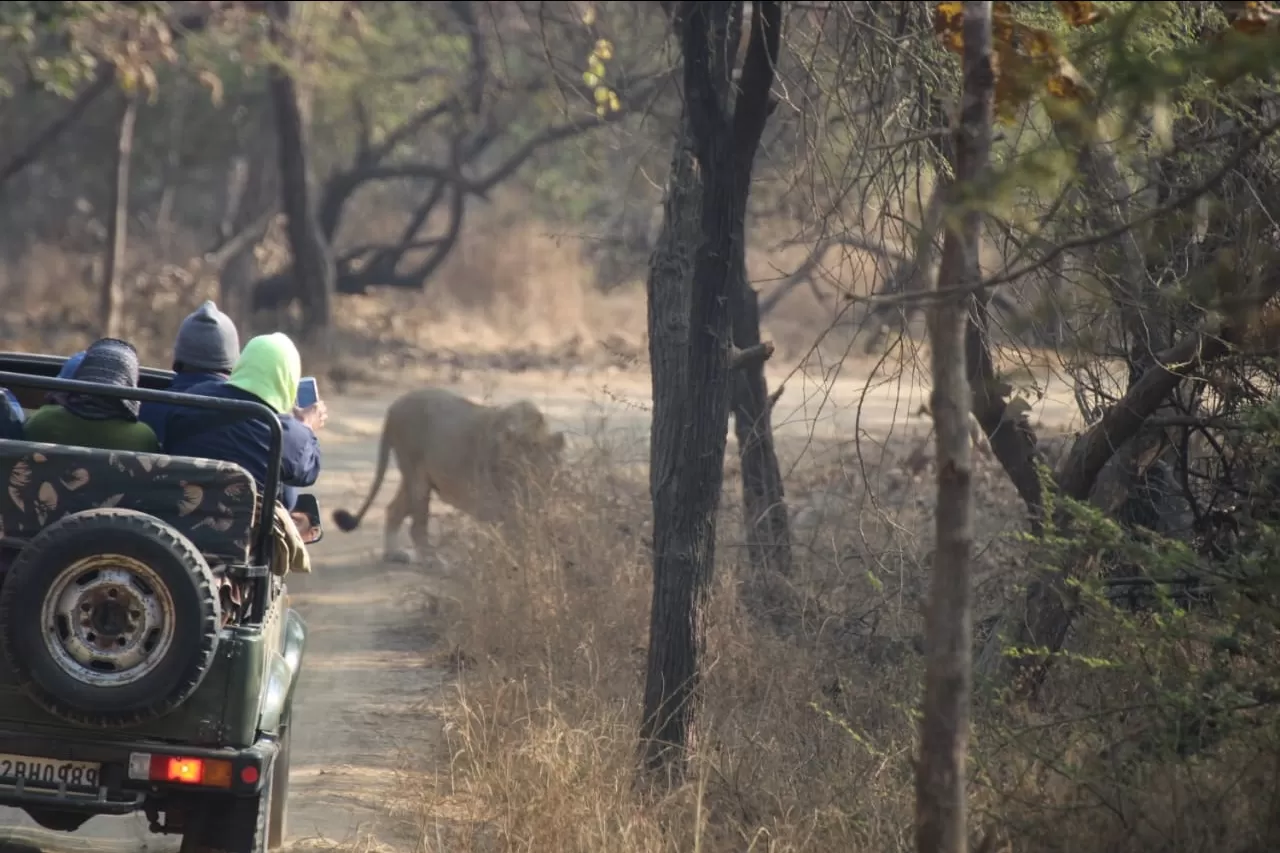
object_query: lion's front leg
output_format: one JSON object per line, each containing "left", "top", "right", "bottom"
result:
{"left": 383, "top": 477, "right": 414, "bottom": 564}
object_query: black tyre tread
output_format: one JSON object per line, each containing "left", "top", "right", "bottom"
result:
{"left": 181, "top": 768, "right": 271, "bottom": 853}
{"left": 0, "top": 508, "right": 221, "bottom": 728}
{"left": 267, "top": 726, "right": 291, "bottom": 849}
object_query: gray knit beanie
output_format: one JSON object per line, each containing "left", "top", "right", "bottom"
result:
{"left": 174, "top": 300, "right": 240, "bottom": 372}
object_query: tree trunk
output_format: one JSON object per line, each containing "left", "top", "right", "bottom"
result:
{"left": 639, "top": 0, "right": 779, "bottom": 781}
{"left": 730, "top": 278, "right": 792, "bottom": 586}
{"left": 966, "top": 299, "right": 1044, "bottom": 534}
{"left": 728, "top": 2, "right": 790, "bottom": 588}
{"left": 266, "top": 0, "right": 334, "bottom": 344}
{"left": 100, "top": 91, "right": 139, "bottom": 340}
{"left": 915, "top": 4, "right": 992, "bottom": 853}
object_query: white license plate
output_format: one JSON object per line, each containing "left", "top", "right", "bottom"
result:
{"left": 0, "top": 752, "right": 101, "bottom": 788}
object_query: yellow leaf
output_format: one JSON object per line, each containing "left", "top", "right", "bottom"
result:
{"left": 1023, "top": 26, "right": 1057, "bottom": 59}
{"left": 581, "top": 5, "right": 596, "bottom": 25}
{"left": 594, "top": 38, "right": 614, "bottom": 61}
{"left": 1054, "top": 0, "right": 1106, "bottom": 27}
{"left": 583, "top": 71, "right": 599, "bottom": 87}
{"left": 198, "top": 69, "right": 224, "bottom": 107}
{"left": 1046, "top": 72, "right": 1085, "bottom": 102}
{"left": 934, "top": 1, "right": 965, "bottom": 54}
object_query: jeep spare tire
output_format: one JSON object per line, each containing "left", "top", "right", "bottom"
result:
{"left": 0, "top": 508, "right": 222, "bottom": 728}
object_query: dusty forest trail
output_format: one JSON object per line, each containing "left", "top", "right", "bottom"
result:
{"left": 1, "top": 364, "right": 1081, "bottom": 852}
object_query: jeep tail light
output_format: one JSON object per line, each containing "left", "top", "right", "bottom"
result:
{"left": 128, "top": 753, "right": 233, "bottom": 789}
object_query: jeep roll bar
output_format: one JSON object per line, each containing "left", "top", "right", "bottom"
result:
{"left": 0, "top": 359, "right": 284, "bottom": 623}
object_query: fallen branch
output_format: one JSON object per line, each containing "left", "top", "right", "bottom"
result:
{"left": 0, "top": 65, "right": 116, "bottom": 193}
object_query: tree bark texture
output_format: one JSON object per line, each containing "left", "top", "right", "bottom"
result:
{"left": 100, "top": 91, "right": 138, "bottom": 341}
{"left": 727, "top": 1, "right": 791, "bottom": 585}
{"left": 267, "top": 0, "right": 335, "bottom": 341}
{"left": 965, "top": 298, "right": 1044, "bottom": 534}
{"left": 915, "top": 5, "right": 992, "bottom": 853}
{"left": 731, "top": 283, "right": 792, "bottom": 581}
{"left": 640, "top": 0, "right": 764, "bottom": 780}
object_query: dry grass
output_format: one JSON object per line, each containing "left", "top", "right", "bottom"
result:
{"left": 385, "top": 416, "right": 1280, "bottom": 853}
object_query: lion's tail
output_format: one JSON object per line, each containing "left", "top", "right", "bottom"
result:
{"left": 333, "top": 413, "right": 394, "bottom": 533}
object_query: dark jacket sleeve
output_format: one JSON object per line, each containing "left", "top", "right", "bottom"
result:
{"left": 279, "top": 416, "right": 321, "bottom": 488}
{"left": 0, "top": 389, "right": 24, "bottom": 440}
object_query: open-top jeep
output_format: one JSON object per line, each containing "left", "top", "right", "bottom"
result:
{"left": 0, "top": 352, "right": 315, "bottom": 852}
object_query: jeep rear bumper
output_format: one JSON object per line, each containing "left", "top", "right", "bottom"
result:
{"left": 0, "top": 728, "right": 278, "bottom": 815}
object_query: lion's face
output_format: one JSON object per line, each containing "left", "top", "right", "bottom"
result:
{"left": 493, "top": 401, "right": 567, "bottom": 478}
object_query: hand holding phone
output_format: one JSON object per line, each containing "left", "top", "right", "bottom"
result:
{"left": 293, "top": 377, "right": 328, "bottom": 431}
{"left": 296, "top": 376, "right": 318, "bottom": 409}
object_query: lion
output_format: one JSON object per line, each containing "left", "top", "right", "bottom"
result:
{"left": 333, "top": 387, "right": 567, "bottom": 563}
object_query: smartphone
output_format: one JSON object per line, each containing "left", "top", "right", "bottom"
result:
{"left": 295, "top": 376, "right": 319, "bottom": 409}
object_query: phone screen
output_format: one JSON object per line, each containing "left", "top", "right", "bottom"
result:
{"left": 296, "top": 376, "right": 318, "bottom": 409}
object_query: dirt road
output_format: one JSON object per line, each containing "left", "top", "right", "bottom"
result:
{"left": 0, "top": 366, "right": 1081, "bottom": 852}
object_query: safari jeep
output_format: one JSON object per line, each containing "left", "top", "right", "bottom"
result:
{"left": 0, "top": 352, "right": 314, "bottom": 852}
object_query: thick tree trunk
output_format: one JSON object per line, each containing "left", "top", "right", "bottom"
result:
{"left": 915, "top": 5, "right": 992, "bottom": 853}
{"left": 100, "top": 92, "right": 138, "bottom": 340}
{"left": 266, "top": 0, "right": 334, "bottom": 343}
{"left": 639, "top": 0, "right": 778, "bottom": 780}
{"left": 730, "top": 278, "right": 792, "bottom": 584}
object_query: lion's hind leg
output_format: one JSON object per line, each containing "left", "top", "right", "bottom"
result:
{"left": 408, "top": 478, "right": 434, "bottom": 565}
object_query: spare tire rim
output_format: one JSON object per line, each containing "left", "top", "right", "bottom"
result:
{"left": 41, "top": 554, "right": 177, "bottom": 688}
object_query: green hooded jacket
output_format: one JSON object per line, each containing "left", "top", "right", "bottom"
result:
{"left": 226, "top": 333, "right": 302, "bottom": 414}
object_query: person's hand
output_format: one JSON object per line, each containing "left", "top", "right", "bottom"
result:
{"left": 292, "top": 399, "right": 328, "bottom": 432}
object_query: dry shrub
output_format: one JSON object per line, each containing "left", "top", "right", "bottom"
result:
{"left": 0, "top": 188, "right": 646, "bottom": 372}
{"left": 336, "top": 214, "right": 645, "bottom": 362}
{"left": 405, "top": 412, "right": 1280, "bottom": 853}
{"left": 411, "top": 425, "right": 930, "bottom": 853}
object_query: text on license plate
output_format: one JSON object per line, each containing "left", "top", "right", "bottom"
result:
{"left": 0, "top": 752, "right": 101, "bottom": 788}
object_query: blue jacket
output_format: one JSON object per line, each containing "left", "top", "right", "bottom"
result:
{"left": 139, "top": 370, "right": 229, "bottom": 446}
{"left": 0, "top": 388, "right": 24, "bottom": 440}
{"left": 161, "top": 381, "right": 320, "bottom": 510}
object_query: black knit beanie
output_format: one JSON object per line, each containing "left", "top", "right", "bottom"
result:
{"left": 64, "top": 338, "right": 143, "bottom": 421}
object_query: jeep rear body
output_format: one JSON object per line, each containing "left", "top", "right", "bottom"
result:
{"left": 0, "top": 353, "right": 309, "bottom": 840}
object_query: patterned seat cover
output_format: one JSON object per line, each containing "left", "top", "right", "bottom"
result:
{"left": 0, "top": 439, "right": 259, "bottom": 565}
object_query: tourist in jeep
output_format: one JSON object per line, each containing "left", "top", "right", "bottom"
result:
{"left": 23, "top": 337, "right": 161, "bottom": 452}
{"left": 163, "top": 332, "right": 326, "bottom": 511}
{"left": 138, "top": 299, "right": 241, "bottom": 445}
